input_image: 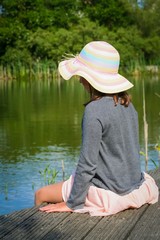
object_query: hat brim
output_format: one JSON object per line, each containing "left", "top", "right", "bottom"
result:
{"left": 58, "top": 58, "right": 133, "bottom": 94}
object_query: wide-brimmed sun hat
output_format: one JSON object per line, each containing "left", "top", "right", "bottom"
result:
{"left": 58, "top": 41, "right": 133, "bottom": 93}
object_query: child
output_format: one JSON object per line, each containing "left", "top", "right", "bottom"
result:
{"left": 35, "top": 41, "right": 159, "bottom": 216}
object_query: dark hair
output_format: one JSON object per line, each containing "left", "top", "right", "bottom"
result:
{"left": 85, "top": 84, "right": 131, "bottom": 107}
{"left": 113, "top": 91, "right": 131, "bottom": 107}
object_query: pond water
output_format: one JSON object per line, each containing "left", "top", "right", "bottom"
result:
{"left": 0, "top": 76, "right": 160, "bottom": 215}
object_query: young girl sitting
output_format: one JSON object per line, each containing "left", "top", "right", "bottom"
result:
{"left": 35, "top": 41, "right": 159, "bottom": 216}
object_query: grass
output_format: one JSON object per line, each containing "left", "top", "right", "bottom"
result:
{"left": 38, "top": 160, "right": 66, "bottom": 187}
{"left": 39, "top": 164, "right": 59, "bottom": 186}
{"left": 0, "top": 61, "right": 60, "bottom": 80}
{"left": 123, "top": 58, "right": 160, "bottom": 77}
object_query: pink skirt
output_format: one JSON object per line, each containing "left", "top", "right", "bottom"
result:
{"left": 62, "top": 172, "right": 159, "bottom": 216}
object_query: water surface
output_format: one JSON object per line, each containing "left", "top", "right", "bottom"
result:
{"left": 0, "top": 76, "right": 160, "bottom": 215}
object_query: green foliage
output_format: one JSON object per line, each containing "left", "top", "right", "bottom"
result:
{"left": 140, "top": 151, "right": 159, "bottom": 169}
{"left": 0, "top": 0, "right": 79, "bottom": 29}
{"left": 134, "top": 0, "right": 160, "bottom": 37}
{"left": 44, "top": 0, "right": 79, "bottom": 28}
{"left": 143, "top": 36, "right": 160, "bottom": 63}
{"left": 0, "top": 0, "right": 160, "bottom": 72}
{"left": 28, "top": 28, "right": 56, "bottom": 60}
{"left": 80, "top": 0, "right": 135, "bottom": 28}
{"left": 39, "top": 164, "right": 59, "bottom": 185}
{"left": 107, "top": 27, "right": 145, "bottom": 68}
{"left": 4, "top": 183, "right": 8, "bottom": 200}
{"left": 1, "top": 48, "right": 32, "bottom": 65}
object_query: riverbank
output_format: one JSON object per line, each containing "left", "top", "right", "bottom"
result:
{"left": 0, "top": 62, "right": 59, "bottom": 81}
{"left": 0, "top": 63, "right": 160, "bottom": 81}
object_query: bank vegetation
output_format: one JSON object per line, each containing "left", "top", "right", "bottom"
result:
{"left": 0, "top": 0, "right": 160, "bottom": 79}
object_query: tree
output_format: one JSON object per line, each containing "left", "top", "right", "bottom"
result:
{"left": 0, "top": 0, "right": 79, "bottom": 29}
{"left": 79, "top": 0, "right": 135, "bottom": 29}
{"left": 0, "top": 0, "right": 80, "bottom": 64}
{"left": 0, "top": 0, "right": 160, "bottom": 67}
{"left": 134, "top": 0, "right": 160, "bottom": 37}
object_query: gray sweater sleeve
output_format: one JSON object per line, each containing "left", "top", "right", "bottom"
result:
{"left": 66, "top": 104, "right": 102, "bottom": 210}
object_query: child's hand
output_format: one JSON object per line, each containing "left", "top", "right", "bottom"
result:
{"left": 39, "top": 202, "right": 73, "bottom": 213}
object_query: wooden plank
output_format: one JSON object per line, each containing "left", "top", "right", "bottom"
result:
{"left": 41, "top": 213, "right": 102, "bottom": 240}
{"left": 83, "top": 205, "right": 148, "bottom": 240}
{"left": 127, "top": 179, "right": 160, "bottom": 240}
{"left": 127, "top": 203, "right": 160, "bottom": 240}
{"left": 149, "top": 168, "right": 160, "bottom": 181}
{"left": 2, "top": 211, "right": 71, "bottom": 240}
{"left": 0, "top": 207, "right": 39, "bottom": 238}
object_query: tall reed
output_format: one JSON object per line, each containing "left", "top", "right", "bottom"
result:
{"left": 0, "top": 61, "right": 59, "bottom": 80}
{"left": 142, "top": 80, "right": 148, "bottom": 171}
{"left": 126, "top": 58, "right": 160, "bottom": 76}
{"left": 1, "top": 59, "right": 160, "bottom": 80}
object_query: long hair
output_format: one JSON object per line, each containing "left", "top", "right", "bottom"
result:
{"left": 84, "top": 84, "right": 131, "bottom": 107}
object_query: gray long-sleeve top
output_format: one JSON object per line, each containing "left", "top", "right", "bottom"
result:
{"left": 66, "top": 96, "right": 144, "bottom": 210}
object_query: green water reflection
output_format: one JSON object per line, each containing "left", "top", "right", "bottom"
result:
{"left": 0, "top": 76, "right": 160, "bottom": 214}
{"left": 130, "top": 76, "right": 160, "bottom": 147}
{"left": 0, "top": 79, "right": 85, "bottom": 154}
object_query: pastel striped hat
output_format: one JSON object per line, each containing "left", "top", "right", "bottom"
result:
{"left": 58, "top": 41, "right": 133, "bottom": 93}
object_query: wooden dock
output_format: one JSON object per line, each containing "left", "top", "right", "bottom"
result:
{"left": 0, "top": 168, "right": 160, "bottom": 240}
